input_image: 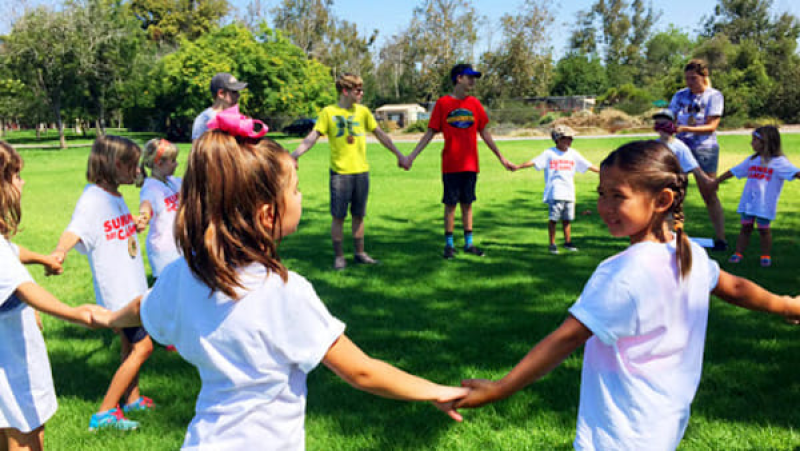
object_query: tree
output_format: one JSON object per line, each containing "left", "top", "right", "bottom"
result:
{"left": 550, "top": 53, "right": 608, "bottom": 96}
{"left": 130, "top": 0, "right": 229, "bottom": 45}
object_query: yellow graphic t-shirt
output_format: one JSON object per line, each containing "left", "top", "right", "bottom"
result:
{"left": 314, "top": 104, "right": 378, "bottom": 174}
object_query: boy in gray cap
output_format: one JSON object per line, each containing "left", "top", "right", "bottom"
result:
{"left": 191, "top": 73, "right": 247, "bottom": 141}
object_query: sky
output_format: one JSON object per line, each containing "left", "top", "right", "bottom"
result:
{"left": 3, "top": 0, "right": 800, "bottom": 59}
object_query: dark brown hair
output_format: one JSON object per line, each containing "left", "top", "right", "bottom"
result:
{"left": 751, "top": 125, "right": 782, "bottom": 163}
{"left": 87, "top": 135, "right": 141, "bottom": 185}
{"left": 601, "top": 140, "right": 692, "bottom": 278}
{"left": 0, "top": 141, "right": 22, "bottom": 238}
{"left": 177, "top": 131, "right": 290, "bottom": 298}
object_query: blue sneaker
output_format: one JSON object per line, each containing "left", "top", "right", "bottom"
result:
{"left": 122, "top": 396, "right": 155, "bottom": 413}
{"left": 89, "top": 407, "right": 139, "bottom": 431}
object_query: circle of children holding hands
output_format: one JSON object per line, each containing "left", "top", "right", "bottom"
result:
{"left": 3, "top": 63, "right": 800, "bottom": 451}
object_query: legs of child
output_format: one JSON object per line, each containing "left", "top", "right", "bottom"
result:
{"left": 758, "top": 226, "right": 772, "bottom": 267}
{"left": 331, "top": 218, "right": 346, "bottom": 270}
{"left": 1, "top": 425, "right": 44, "bottom": 451}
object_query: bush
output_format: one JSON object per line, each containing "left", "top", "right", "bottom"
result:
{"left": 404, "top": 120, "right": 429, "bottom": 133}
{"left": 378, "top": 120, "right": 399, "bottom": 132}
{"left": 744, "top": 117, "right": 783, "bottom": 128}
{"left": 537, "top": 112, "right": 561, "bottom": 125}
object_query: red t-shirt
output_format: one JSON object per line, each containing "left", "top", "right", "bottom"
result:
{"left": 428, "top": 95, "right": 489, "bottom": 173}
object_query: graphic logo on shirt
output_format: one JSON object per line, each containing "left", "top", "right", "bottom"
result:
{"left": 747, "top": 165, "right": 773, "bottom": 181}
{"left": 333, "top": 115, "right": 363, "bottom": 140}
{"left": 103, "top": 213, "right": 137, "bottom": 241}
{"left": 446, "top": 108, "right": 475, "bottom": 129}
{"left": 164, "top": 193, "right": 179, "bottom": 212}
{"left": 549, "top": 159, "right": 575, "bottom": 171}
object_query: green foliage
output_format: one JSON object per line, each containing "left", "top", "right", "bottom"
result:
{"left": 403, "top": 119, "right": 429, "bottom": 133}
{"left": 130, "top": 0, "right": 229, "bottom": 45}
{"left": 378, "top": 119, "right": 400, "bottom": 133}
{"left": 550, "top": 53, "right": 608, "bottom": 96}
{"left": 597, "top": 84, "right": 654, "bottom": 116}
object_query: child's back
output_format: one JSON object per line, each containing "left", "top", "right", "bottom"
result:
{"left": 570, "top": 239, "right": 717, "bottom": 450}
{"left": 141, "top": 259, "right": 344, "bottom": 449}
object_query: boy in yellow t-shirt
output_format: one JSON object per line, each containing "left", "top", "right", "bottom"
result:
{"left": 292, "top": 73, "right": 408, "bottom": 270}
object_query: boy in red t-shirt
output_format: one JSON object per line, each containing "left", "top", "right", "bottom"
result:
{"left": 407, "top": 64, "right": 513, "bottom": 258}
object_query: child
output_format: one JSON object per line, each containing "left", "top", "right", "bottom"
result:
{"left": 714, "top": 126, "right": 800, "bottom": 267}
{"left": 137, "top": 138, "right": 182, "bottom": 279}
{"left": 0, "top": 140, "right": 104, "bottom": 449}
{"left": 513, "top": 125, "right": 598, "bottom": 254}
{"left": 454, "top": 141, "right": 800, "bottom": 450}
{"left": 653, "top": 109, "right": 725, "bottom": 247}
{"left": 93, "top": 128, "right": 467, "bottom": 449}
{"left": 407, "top": 63, "right": 513, "bottom": 259}
{"left": 50, "top": 135, "right": 154, "bottom": 431}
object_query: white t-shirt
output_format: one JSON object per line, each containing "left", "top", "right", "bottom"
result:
{"left": 192, "top": 108, "right": 216, "bottom": 141}
{"left": 669, "top": 87, "right": 724, "bottom": 150}
{"left": 140, "top": 261, "right": 346, "bottom": 450}
{"left": 0, "top": 239, "right": 58, "bottom": 433}
{"left": 140, "top": 176, "right": 182, "bottom": 277}
{"left": 661, "top": 138, "right": 699, "bottom": 173}
{"left": 568, "top": 239, "right": 720, "bottom": 451}
{"left": 66, "top": 184, "right": 148, "bottom": 311}
{"left": 531, "top": 147, "right": 593, "bottom": 202}
{"left": 730, "top": 155, "right": 799, "bottom": 220}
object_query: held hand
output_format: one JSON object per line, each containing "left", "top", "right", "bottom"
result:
{"left": 135, "top": 212, "right": 150, "bottom": 233}
{"left": 77, "top": 304, "right": 111, "bottom": 329}
{"left": 41, "top": 254, "right": 63, "bottom": 276}
{"left": 431, "top": 386, "right": 470, "bottom": 422}
{"left": 47, "top": 250, "right": 66, "bottom": 275}
{"left": 501, "top": 158, "right": 514, "bottom": 171}
{"left": 455, "top": 379, "right": 501, "bottom": 409}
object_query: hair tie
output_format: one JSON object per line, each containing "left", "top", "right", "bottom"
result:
{"left": 207, "top": 104, "right": 268, "bottom": 139}
{"left": 154, "top": 139, "right": 169, "bottom": 165}
{"left": 674, "top": 222, "right": 684, "bottom": 232}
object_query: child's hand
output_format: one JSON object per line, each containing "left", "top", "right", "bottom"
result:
{"left": 455, "top": 379, "right": 501, "bottom": 409}
{"left": 41, "top": 254, "right": 63, "bottom": 276}
{"left": 75, "top": 304, "right": 110, "bottom": 329}
{"left": 35, "top": 310, "right": 44, "bottom": 331}
{"left": 431, "top": 386, "right": 470, "bottom": 422}
{"left": 49, "top": 249, "right": 67, "bottom": 274}
{"left": 135, "top": 212, "right": 151, "bottom": 233}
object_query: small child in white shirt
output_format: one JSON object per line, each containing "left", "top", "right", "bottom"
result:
{"left": 714, "top": 126, "right": 800, "bottom": 267}
{"left": 94, "top": 124, "right": 467, "bottom": 450}
{"left": 454, "top": 141, "right": 800, "bottom": 450}
{"left": 513, "top": 125, "right": 598, "bottom": 254}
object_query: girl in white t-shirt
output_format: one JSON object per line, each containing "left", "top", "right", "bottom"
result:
{"left": 136, "top": 138, "right": 182, "bottom": 279}
{"left": 93, "top": 129, "right": 467, "bottom": 450}
{"left": 0, "top": 141, "right": 104, "bottom": 449}
{"left": 714, "top": 126, "right": 800, "bottom": 267}
{"left": 454, "top": 140, "right": 800, "bottom": 450}
{"left": 51, "top": 135, "right": 154, "bottom": 431}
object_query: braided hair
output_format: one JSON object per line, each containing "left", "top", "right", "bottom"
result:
{"left": 601, "top": 140, "right": 692, "bottom": 278}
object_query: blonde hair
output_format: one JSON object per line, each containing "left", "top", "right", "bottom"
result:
{"left": 751, "top": 126, "right": 782, "bottom": 164}
{"left": 138, "top": 138, "right": 179, "bottom": 186}
{"left": 684, "top": 59, "right": 712, "bottom": 88}
{"left": 87, "top": 135, "right": 142, "bottom": 185}
{"left": 601, "top": 141, "right": 692, "bottom": 278}
{"left": 335, "top": 73, "right": 363, "bottom": 93}
{"left": 0, "top": 141, "right": 22, "bottom": 238}
{"left": 177, "top": 131, "right": 291, "bottom": 298}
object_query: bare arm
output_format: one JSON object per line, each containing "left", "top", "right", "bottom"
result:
{"left": 102, "top": 296, "right": 144, "bottom": 329}
{"left": 50, "top": 231, "right": 81, "bottom": 273}
{"left": 136, "top": 200, "right": 153, "bottom": 233}
{"left": 406, "top": 129, "right": 437, "bottom": 168}
{"left": 14, "top": 281, "right": 104, "bottom": 328}
{"left": 478, "top": 128, "right": 512, "bottom": 170}
{"left": 712, "top": 270, "right": 800, "bottom": 318}
{"left": 372, "top": 127, "right": 408, "bottom": 169}
{"left": 710, "top": 170, "right": 734, "bottom": 191}
{"left": 588, "top": 165, "right": 600, "bottom": 173}
{"left": 290, "top": 130, "right": 322, "bottom": 164}
{"left": 456, "top": 315, "right": 592, "bottom": 408}
{"left": 323, "top": 334, "right": 469, "bottom": 421}
{"left": 677, "top": 116, "right": 721, "bottom": 134}
{"left": 17, "top": 244, "right": 62, "bottom": 275}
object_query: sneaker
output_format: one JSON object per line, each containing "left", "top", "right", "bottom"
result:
{"left": 89, "top": 407, "right": 139, "bottom": 431}
{"left": 123, "top": 396, "right": 155, "bottom": 413}
{"left": 760, "top": 256, "right": 772, "bottom": 267}
{"left": 548, "top": 244, "right": 559, "bottom": 255}
{"left": 463, "top": 245, "right": 485, "bottom": 257}
{"left": 728, "top": 253, "right": 743, "bottom": 263}
{"left": 563, "top": 242, "right": 579, "bottom": 252}
{"left": 333, "top": 256, "right": 346, "bottom": 270}
{"left": 712, "top": 239, "right": 729, "bottom": 252}
{"left": 354, "top": 253, "right": 380, "bottom": 265}
{"left": 443, "top": 246, "right": 456, "bottom": 259}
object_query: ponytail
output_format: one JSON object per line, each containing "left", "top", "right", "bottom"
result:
{"left": 670, "top": 172, "right": 692, "bottom": 278}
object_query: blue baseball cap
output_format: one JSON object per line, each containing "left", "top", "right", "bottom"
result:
{"left": 451, "top": 64, "right": 482, "bottom": 83}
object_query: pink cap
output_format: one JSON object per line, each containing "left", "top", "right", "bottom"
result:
{"left": 207, "top": 105, "right": 268, "bottom": 139}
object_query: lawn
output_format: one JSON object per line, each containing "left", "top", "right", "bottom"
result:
{"left": 7, "top": 130, "right": 800, "bottom": 450}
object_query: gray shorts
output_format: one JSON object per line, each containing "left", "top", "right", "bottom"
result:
{"left": 330, "top": 170, "right": 369, "bottom": 219}
{"left": 548, "top": 200, "right": 575, "bottom": 221}
{"left": 691, "top": 145, "right": 720, "bottom": 175}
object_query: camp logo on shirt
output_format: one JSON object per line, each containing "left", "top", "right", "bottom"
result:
{"left": 748, "top": 165, "right": 774, "bottom": 181}
{"left": 103, "top": 213, "right": 137, "bottom": 241}
{"left": 549, "top": 159, "right": 575, "bottom": 171}
{"left": 333, "top": 115, "right": 363, "bottom": 139}
{"left": 446, "top": 108, "right": 475, "bottom": 129}
{"left": 164, "top": 192, "right": 179, "bottom": 212}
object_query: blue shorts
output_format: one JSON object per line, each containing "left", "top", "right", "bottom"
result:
{"left": 548, "top": 201, "right": 575, "bottom": 221}
{"left": 330, "top": 171, "right": 369, "bottom": 219}
{"left": 691, "top": 145, "right": 720, "bottom": 175}
{"left": 122, "top": 326, "right": 149, "bottom": 344}
{"left": 740, "top": 214, "right": 771, "bottom": 229}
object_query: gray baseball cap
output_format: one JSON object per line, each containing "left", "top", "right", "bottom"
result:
{"left": 652, "top": 109, "right": 676, "bottom": 122}
{"left": 210, "top": 73, "right": 247, "bottom": 95}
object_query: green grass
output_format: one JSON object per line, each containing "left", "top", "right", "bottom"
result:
{"left": 8, "top": 131, "right": 800, "bottom": 450}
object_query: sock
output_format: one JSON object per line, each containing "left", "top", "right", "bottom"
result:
{"left": 464, "top": 230, "right": 473, "bottom": 248}
{"left": 445, "top": 232, "right": 454, "bottom": 248}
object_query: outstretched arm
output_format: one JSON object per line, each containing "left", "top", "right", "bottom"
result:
{"left": 17, "top": 244, "right": 62, "bottom": 275}
{"left": 588, "top": 165, "right": 600, "bottom": 173}
{"left": 713, "top": 270, "right": 800, "bottom": 319}
{"left": 711, "top": 170, "right": 734, "bottom": 191}
{"left": 290, "top": 130, "right": 322, "bottom": 167}
{"left": 14, "top": 281, "right": 104, "bottom": 328}
{"left": 323, "top": 334, "right": 469, "bottom": 421}
{"left": 406, "top": 129, "right": 437, "bottom": 170}
{"left": 478, "top": 128, "right": 513, "bottom": 170}
{"left": 137, "top": 200, "right": 153, "bottom": 233}
{"left": 456, "top": 315, "right": 592, "bottom": 408}
{"left": 372, "top": 127, "right": 408, "bottom": 169}
{"left": 49, "top": 231, "right": 81, "bottom": 273}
